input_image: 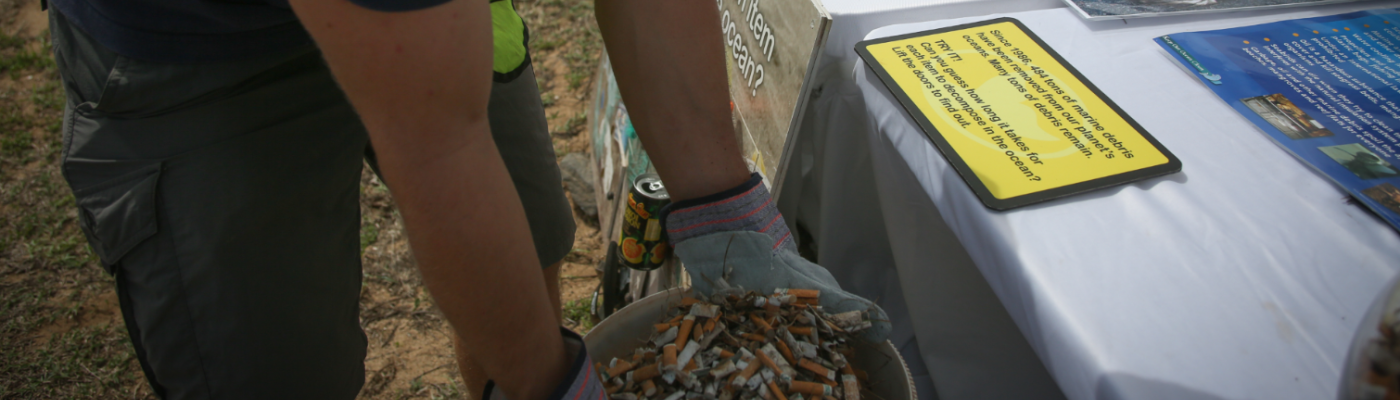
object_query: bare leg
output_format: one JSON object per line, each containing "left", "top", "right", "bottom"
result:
{"left": 456, "top": 261, "right": 564, "bottom": 398}
{"left": 595, "top": 0, "right": 750, "bottom": 201}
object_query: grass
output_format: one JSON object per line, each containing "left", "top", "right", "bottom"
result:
{"left": 0, "top": 31, "right": 56, "bottom": 80}
{"left": 0, "top": 0, "right": 605, "bottom": 398}
{"left": 0, "top": 8, "right": 151, "bottom": 398}
{"left": 562, "top": 298, "right": 595, "bottom": 333}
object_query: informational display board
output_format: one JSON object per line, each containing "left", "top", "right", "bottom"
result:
{"left": 1065, "top": 0, "right": 1364, "bottom": 21}
{"left": 1157, "top": 9, "right": 1400, "bottom": 231}
{"left": 857, "top": 18, "right": 1181, "bottom": 210}
{"left": 716, "top": 0, "right": 831, "bottom": 199}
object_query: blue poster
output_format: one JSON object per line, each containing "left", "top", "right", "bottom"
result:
{"left": 1158, "top": 9, "right": 1400, "bottom": 231}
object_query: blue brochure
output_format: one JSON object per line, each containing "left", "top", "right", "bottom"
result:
{"left": 1157, "top": 9, "right": 1400, "bottom": 231}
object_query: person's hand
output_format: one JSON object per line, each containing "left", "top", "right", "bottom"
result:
{"left": 673, "top": 231, "right": 891, "bottom": 343}
{"left": 662, "top": 174, "right": 891, "bottom": 343}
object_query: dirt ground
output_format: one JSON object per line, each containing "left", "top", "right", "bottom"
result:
{"left": 0, "top": 0, "right": 604, "bottom": 398}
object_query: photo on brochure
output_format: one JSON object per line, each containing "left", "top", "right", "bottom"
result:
{"left": 1241, "top": 94, "right": 1334, "bottom": 140}
{"left": 1320, "top": 144, "right": 1400, "bottom": 179}
{"left": 1363, "top": 183, "right": 1400, "bottom": 215}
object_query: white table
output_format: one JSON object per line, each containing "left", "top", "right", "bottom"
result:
{"left": 781, "top": 1, "right": 1400, "bottom": 400}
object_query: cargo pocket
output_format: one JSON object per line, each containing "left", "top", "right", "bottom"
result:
{"left": 70, "top": 162, "right": 162, "bottom": 273}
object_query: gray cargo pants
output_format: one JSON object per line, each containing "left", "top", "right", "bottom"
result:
{"left": 49, "top": 9, "right": 575, "bottom": 400}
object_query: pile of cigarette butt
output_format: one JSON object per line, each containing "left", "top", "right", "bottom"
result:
{"left": 596, "top": 289, "right": 876, "bottom": 400}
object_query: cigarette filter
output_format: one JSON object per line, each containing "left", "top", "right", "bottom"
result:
{"left": 842, "top": 374, "right": 859, "bottom": 400}
{"left": 788, "top": 327, "right": 813, "bottom": 336}
{"left": 767, "top": 380, "right": 789, "bottom": 400}
{"left": 662, "top": 390, "right": 686, "bottom": 400}
{"left": 776, "top": 288, "right": 820, "bottom": 299}
{"left": 710, "top": 360, "right": 737, "bottom": 378}
{"left": 677, "top": 316, "right": 697, "bottom": 348}
{"left": 788, "top": 381, "right": 834, "bottom": 397}
{"left": 798, "top": 359, "right": 835, "bottom": 381}
{"left": 754, "top": 347, "right": 783, "bottom": 376}
{"left": 634, "top": 363, "right": 661, "bottom": 381}
{"left": 606, "top": 359, "right": 636, "bottom": 380}
{"left": 750, "top": 313, "right": 773, "bottom": 332}
{"left": 641, "top": 379, "right": 657, "bottom": 396}
{"left": 663, "top": 343, "right": 679, "bottom": 372}
{"left": 733, "top": 357, "right": 763, "bottom": 387}
{"left": 775, "top": 339, "right": 797, "bottom": 366}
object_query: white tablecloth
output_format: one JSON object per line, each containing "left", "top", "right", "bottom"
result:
{"left": 791, "top": 2, "right": 1400, "bottom": 400}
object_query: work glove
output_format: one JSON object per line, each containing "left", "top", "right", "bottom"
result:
{"left": 662, "top": 173, "right": 892, "bottom": 343}
{"left": 482, "top": 328, "right": 606, "bottom": 400}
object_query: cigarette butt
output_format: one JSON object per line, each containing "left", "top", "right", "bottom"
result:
{"left": 778, "top": 288, "right": 821, "bottom": 299}
{"left": 683, "top": 358, "right": 699, "bottom": 373}
{"left": 724, "top": 313, "right": 742, "bottom": 323}
{"left": 788, "top": 327, "right": 813, "bottom": 336}
{"left": 704, "top": 316, "right": 718, "bottom": 332}
{"left": 734, "top": 357, "right": 763, "bottom": 387}
{"left": 744, "top": 332, "right": 767, "bottom": 342}
{"left": 840, "top": 363, "right": 855, "bottom": 375}
{"left": 767, "top": 380, "right": 789, "bottom": 400}
{"left": 797, "top": 359, "right": 835, "bottom": 381}
{"left": 720, "top": 349, "right": 735, "bottom": 359}
{"left": 663, "top": 344, "right": 678, "bottom": 371}
{"left": 641, "top": 379, "right": 657, "bottom": 396}
{"left": 605, "top": 359, "right": 636, "bottom": 379}
{"left": 677, "top": 316, "right": 696, "bottom": 348}
{"left": 824, "top": 320, "right": 846, "bottom": 333}
{"left": 788, "top": 381, "right": 834, "bottom": 396}
{"left": 818, "top": 375, "right": 838, "bottom": 387}
{"left": 710, "top": 360, "right": 738, "bottom": 378}
{"left": 765, "top": 303, "right": 781, "bottom": 314}
{"left": 775, "top": 339, "right": 797, "bottom": 366}
{"left": 842, "top": 374, "right": 860, "bottom": 400}
{"left": 668, "top": 315, "right": 684, "bottom": 324}
{"left": 721, "top": 333, "right": 742, "bottom": 347}
{"left": 755, "top": 346, "right": 782, "bottom": 373}
{"left": 681, "top": 297, "right": 702, "bottom": 307}
{"left": 655, "top": 323, "right": 674, "bottom": 332}
{"left": 677, "top": 341, "right": 701, "bottom": 370}
{"left": 633, "top": 363, "right": 660, "bottom": 381}
{"left": 750, "top": 313, "right": 773, "bottom": 332}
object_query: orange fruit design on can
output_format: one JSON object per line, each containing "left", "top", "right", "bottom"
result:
{"left": 650, "top": 241, "right": 669, "bottom": 264}
{"left": 621, "top": 237, "right": 646, "bottom": 264}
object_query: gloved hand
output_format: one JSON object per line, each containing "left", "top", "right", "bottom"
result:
{"left": 662, "top": 173, "right": 891, "bottom": 343}
{"left": 482, "top": 328, "right": 605, "bottom": 400}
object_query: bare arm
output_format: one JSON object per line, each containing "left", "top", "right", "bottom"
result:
{"left": 287, "top": 2, "right": 567, "bottom": 400}
{"left": 594, "top": 0, "right": 750, "bottom": 201}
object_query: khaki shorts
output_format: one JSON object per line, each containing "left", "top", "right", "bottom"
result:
{"left": 51, "top": 9, "right": 574, "bottom": 399}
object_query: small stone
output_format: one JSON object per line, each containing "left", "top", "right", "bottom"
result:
{"left": 559, "top": 152, "right": 597, "bottom": 218}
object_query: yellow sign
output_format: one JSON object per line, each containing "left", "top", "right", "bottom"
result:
{"left": 858, "top": 18, "right": 1179, "bottom": 209}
